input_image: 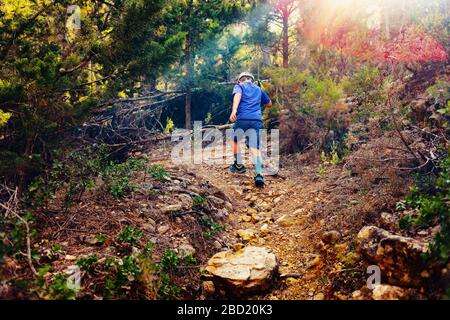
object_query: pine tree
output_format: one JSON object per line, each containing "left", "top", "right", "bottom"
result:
{"left": 164, "top": 0, "right": 246, "bottom": 129}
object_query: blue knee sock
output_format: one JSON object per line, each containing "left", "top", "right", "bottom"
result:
{"left": 255, "top": 156, "right": 262, "bottom": 175}
{"left": 234, "top": 153, "right": 243, "bottom": 166}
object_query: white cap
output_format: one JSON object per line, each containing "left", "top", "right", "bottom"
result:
{"left": 237, "top": 72, "right": 255, "bottom": 81}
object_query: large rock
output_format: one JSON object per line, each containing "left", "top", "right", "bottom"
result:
{"left": 275, "top": 215, "right": 295, "bottom": 227}
{"left": 205, "top": 246, "right": 278, "bottom": 296}
{"left": 357, "top": 226, "right": 430, "bottom": 287}
{"left": 321, "top": 230, "right": 341, "bottom": 244}
{"left": 353, "top": 284, "right": 423, "bottom": 300}
{"left": 371, "top": 284, "right": 411, "bottom": 300}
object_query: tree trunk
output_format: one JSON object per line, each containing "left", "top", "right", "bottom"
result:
{"left": 185, "top": 89, "right": 192, "bottom": 130}
{"left": 260, "top": 45, "right": 271, "bottom": 66}
{"left": 184, "top": 33, "right": 193, "bottom": 130}
{"left": 282, "top": 8, "right": 289, "bottom": 68}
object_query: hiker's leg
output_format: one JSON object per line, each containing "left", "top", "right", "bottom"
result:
{"left": 232, "top": 138, "right": 243, "bottom": 165}
{"left": 249, "top": 147, "right": 263, "bottom": 175}
{"left": 247, "top": 123, "right": 263, "bottom": 176}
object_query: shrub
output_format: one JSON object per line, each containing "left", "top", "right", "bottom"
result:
{"left": 200, "top": 217, "right": 227, "bottom": 238}
{"left": 148, "top": 164, "right": 168, "bottom": 182}
{"left": 402, "top": 154, "right": 450, "bottom": 261}
{"left": 117, "top": 226, "right": 143, "bottom": 245}
{"left": 76, "top": 255, "right": 99, "bottom": 274}
{"left": 263, "top": 67, "right": 347, "bottom": 153}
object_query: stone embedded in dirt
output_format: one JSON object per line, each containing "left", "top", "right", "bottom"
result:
{"left": 64, "top": 255, "right": 77, "bottom": 261}
{"left": 260, "top": 223, "right": 270, "bottom": 235}
{"left": 157, "top": 225, "right": 170, "bottom": 234}
{"left": 261, "top": 211, "right": 272, "bottom": 218}
{"left": 213, "top": 241, "right": 222, "bottom": 250}
{"left": 207, "top": 195, "right": 225, "bottom": 207}
{"left": 313, "top": 293, "right": 325, "bottom": 300}
{"left": 251, "top": 213, "right": 260, "bottom": 223}
{"left": 177, "top": 194, "right": 194, "bottom": 209}
{"left": 204, "top": 246, "right": 278, "bottom": 296}
{"left": 83, "top": 234, "right": 101, "bottom": 245}
{"left": 178, "top": 243, "right": 196, "bottom": 258}
{"left": 273, "top": 196, "right": 282, "bottom": 204}
{"left": 142, "top": 222, "right": 156, "bottom": 233}
{"left": 351, "top": 290, "right": 364, "bottom": 299}
{"left": 371, "top": 284, "right": 411, "bottom": 300}
{"left": 202, "top": 281, "right": 215, "bottom": 296}
{"left": 161, "top": 204, "right": 182, "bottom": 214}
{"left": 224, "top": 201, "right": 233, "bottom": 212}
{"left": 275, "top": 215, "right": 295, "bottom": 227}
{"left": 187, "top": 185, "right": 201, "bottom": 194}
{"left": 307, "top": 255, "right": 321, "bottom": 269}
{"left": 293, "top": 208, "right": 308, "bottom": 216}
{"left": 237, "top": 229, "right": 256, "bottom": 242}
{"left": 258, "top": 202, "right": 271, "bottom": 211}
{"left": 247, "top": 208, "right": 258, "bottom": 215}
{"left": 213, "top": 208, "right": 228, "bottom": 220}
{"left": 321, "top": 230, "right": 341, "bottom": 244}
{"left": 380, "top": 212, "right": 398, "bottom": 230}
{"left": 240, "top": 215, "right": 252, "bottom": 223}
{"left": 357, "top": 226, "right": 430, "bottom": 287}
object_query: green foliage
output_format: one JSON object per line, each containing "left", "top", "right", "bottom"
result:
{"left": 95, "top": 233, "right": 108, "bottom": 245}
{"left": 200, "top": 217, "right": 227, "bottom": 238}
{"left": 117, "top": 226, "right": 143, "bottom": 245}
{"left": 0, "top": 0, "right": 187, "bottom": 190}
{"left": 426, "top": 80, "right": 450, "bottom": 102}
{"left": 157, "top": 272, "right": 181, "bottom": 299}
{"left": 27, "top": 145, "right": 109, "bottom": 207}
{"left": 159, "top": 249, "right": 180, "bottom": 270}
{"left": 399, "top": 214, "right": 414, "bottom": 230}
{"left": 341, "top": 65, "right": 386, "bottom": 122}
{"left": 33, "top": 265, "right": 78, "bottom": 300}
{"left": 0, "top": 211, "right": 36, "bottom": 262}
{"left": 0, "top": 108, "right": 12, "bottom": 127}
{"left": 104, "top": 255, "right": 142, "bottom": 299}
{"left": 427, "top": 80, "right": 450, "bottom": 121}
{"left": 27, "top": 148, "right": 149, "bottom": 206}
{"left": 402, "top": 154, "right": 450, "bottom": 261}
{"left": 155, "top": 248, "right": 197, "bottom": 299}
{"left": 192, "top": 195, "right": 207, "bottom": 209}
{"left": 76, "top": 255, "right": 98, "bottom": 274}
{"left": 164, "top": 117, "right": 175, "bottom": 134}
{"left": 148, "top": 164, "right": 168, "bottom": 181}
{"left": 264, "top": 67, "right": 348, "bottom": 153}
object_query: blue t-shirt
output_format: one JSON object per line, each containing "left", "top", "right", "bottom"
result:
{"left": 232, "top": 82, "right": 271, "bottom": 121}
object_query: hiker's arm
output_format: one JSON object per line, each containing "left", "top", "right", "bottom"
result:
{"left": 261, "top": 90, "right": 272, "bottom": 107}
{"left": 229, "top": 93, "right": 241, "bottom": 123}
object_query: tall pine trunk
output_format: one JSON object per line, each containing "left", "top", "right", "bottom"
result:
{"left": 281, "top": 7, "right": 289, "bottom": 68}
{"left": 185, "top": 33, "right": 192, "bottom": 129}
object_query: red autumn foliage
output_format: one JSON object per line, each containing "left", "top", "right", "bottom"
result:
{"left": 300, "top": 16, "right": 448, "bottom": 63}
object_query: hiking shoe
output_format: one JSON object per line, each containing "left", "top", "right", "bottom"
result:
{"left": 254, "top": 174, "right": 265, "bottom": 187}
{"left": 229, "top": 163, "right": 246, "bottom": 174}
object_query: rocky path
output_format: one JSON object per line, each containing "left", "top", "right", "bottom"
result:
{"left": 195, "top": 157, "right": 329, "bottom": 300}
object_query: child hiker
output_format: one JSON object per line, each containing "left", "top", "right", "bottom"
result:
{"left": 229, "top": 72, "right": 272, "bottom": 187}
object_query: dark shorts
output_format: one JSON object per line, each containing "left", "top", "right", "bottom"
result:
{"left": 232, "top": 119, "right": 264, "bottom": 149}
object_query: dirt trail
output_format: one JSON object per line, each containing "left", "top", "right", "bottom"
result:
{"left": 194, "top": 156, "right": 331, "bottom": 300}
